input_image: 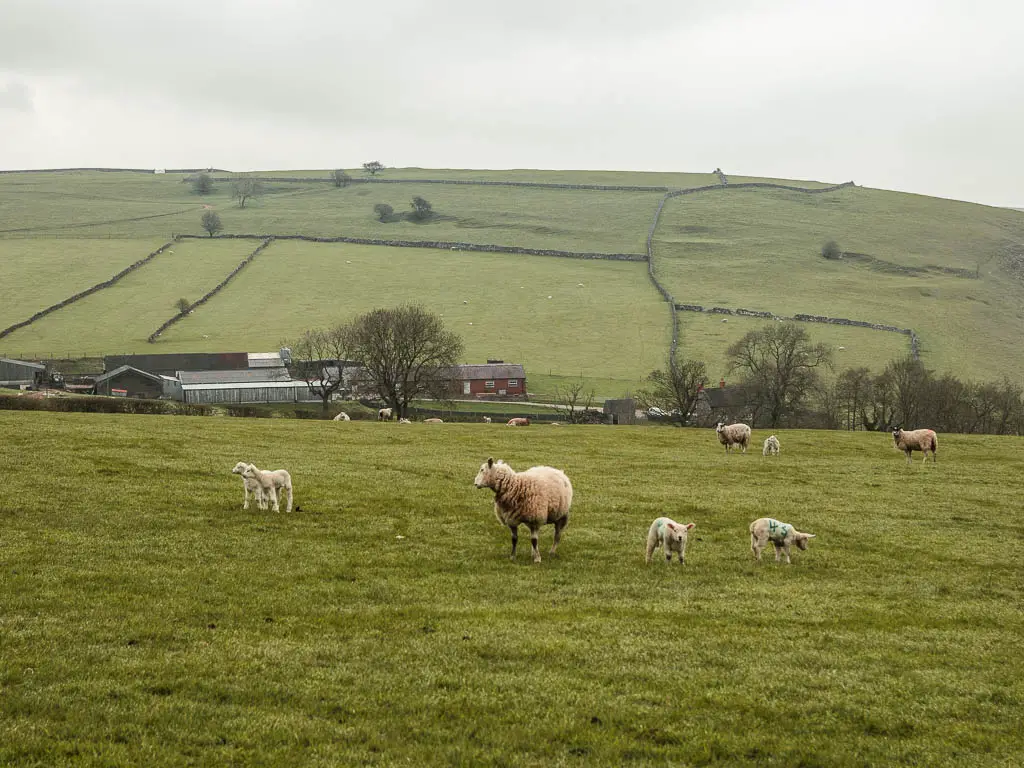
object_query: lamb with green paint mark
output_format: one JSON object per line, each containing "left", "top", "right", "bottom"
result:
{"left": 749, "top": 517, "right": 815, "bottom": 564}
{"left": 645, "top": 517, "right": 696, "bottom": 564}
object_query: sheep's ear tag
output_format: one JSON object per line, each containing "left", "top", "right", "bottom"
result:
{"left": 487, "top": 457, "right": 494, "bottom": 468}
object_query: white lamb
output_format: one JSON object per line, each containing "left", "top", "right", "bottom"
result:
{"left": 645, "top": 517, "right": 696, "bottom": 564}
{"left": 749, "top": 517, "right": 815, "bottom": 564}
{"left": 892, "top": 426, "right": 938, "bottom": 464}
{"left": 763, "top": 435, "right": 780, "bottom": 456}
{"left": 333, "top": 411, "right": 350, "bottom": 422}
{"left": 473, "top": 457, "right": 572, "bottom": 563}
{"left": 482, "top": 416, "right": 492, "bottom": 423}
{"left": 398, "top": 417, "right": 413, "bottom": 424}
{"left": 423, "top": 418, "right": 444, "bottom": 424}
{"left": 231, "top": 461, "right": 265, "bottom": 510}
{"left": 241, "top": 464, "right": 294, "bottom": 513}
{"left": 716, "top": 422, "right": 751, "bottom": 453}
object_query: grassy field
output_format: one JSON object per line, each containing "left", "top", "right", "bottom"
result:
{"left": 653, "top": 186, "right": 1024, "bottom": 382}
{"left": 0, "top": 411, "right": 1021, "bottom": 766}
{"left": 2, "top": 169, "right": 1023, "bottom": 387}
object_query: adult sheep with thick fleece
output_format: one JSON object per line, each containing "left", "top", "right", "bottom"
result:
{"left": 716, "top": 422, "right": 751, "bottom": 453}
{"left": 645, "top": 517, "right": 696, "bottom": 564}
{"left": 507, "top": 417, "right": 530, "bottom": 427}
{"left": 378, "top": 407, "right": 393, "bottom": 421}
{"left": 332, "top": 411, "right": 350, "bottom": 422}
{"left": 892, "top": 426, "right": 938, "bottom": 464}
{"left": 473, "top": 457, "right": 572, "bottom": 563}
{"left": 749, "top": 517, "right": 815, "bottom": 564}
{"left": 241, "top": 464, "right": 294, "bottom": 513}
{"left": 230, "top": 461, "right": 265, "bottom": 510}
{"left": 763, "top": 435, "right": 780, "bottom": 456}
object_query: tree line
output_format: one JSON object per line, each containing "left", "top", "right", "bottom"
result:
{"left": 637, "top": 322, "right": 1024, "bottom": 435}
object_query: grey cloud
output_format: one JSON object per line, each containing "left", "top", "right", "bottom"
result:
{"left": 0, "top": 80, "right": 33, "bottom": 111}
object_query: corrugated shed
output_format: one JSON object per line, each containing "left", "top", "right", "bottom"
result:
{"left": 178, "top": 368, "right": 291, "bottom": 385}
{"left": 104, "top": 352, "right": 249, "bottom": 375}
{"left": 449, "top": 363, "right": 526, "bottom": 381}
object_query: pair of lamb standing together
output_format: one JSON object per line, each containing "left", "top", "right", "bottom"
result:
{"left": 473, "top": 457, "right": 815, "bottom": 565}
{"left": 230, "top": 462, "right": 293, "bottom": 513}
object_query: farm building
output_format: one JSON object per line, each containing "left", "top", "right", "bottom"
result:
{"left": 693, "top": 382, "right": 753, "bottom": 426}
{"left": 93, "top": 365, "right": 174, "bottom": 399}
{"left": 449, "top": 363, "right": 526, "bottom": 398}
{"left": 177, "top": 368, "right": 318, "bottom": 405}
{"left": 604, "top": 398, "right": 638, "bottom": 425}
{"left": 0, "top": 357, "right": 46, "bottom": 388}
{"left": 104, "top": 352, "right": 250, "bottom": 376}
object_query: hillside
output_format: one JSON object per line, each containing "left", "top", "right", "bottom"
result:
{"left": 1, "top": 168, "right": 1022, "bottom": 394}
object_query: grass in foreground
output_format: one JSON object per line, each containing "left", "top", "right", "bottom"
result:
{"left": 1, "top": 412, "right": 1021, "bottom": 766}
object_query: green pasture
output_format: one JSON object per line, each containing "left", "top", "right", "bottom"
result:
{"left": 151, "top": 241, "right": 669, "bottom": 390}
{"left": 1, "top": 239, "right": 255, "bottom": 355}
{"left": 1, "top": 412, "right": 1021, "bottom": 766}
{"left": 654, "top": 186, "right": 1024, "bottom": 382}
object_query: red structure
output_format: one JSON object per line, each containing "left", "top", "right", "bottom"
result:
{"left": 451, "top": 363, "right": 526, "bottom": 398}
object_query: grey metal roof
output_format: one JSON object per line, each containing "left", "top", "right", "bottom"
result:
{"left": 0, "top": 357, "right": 46, "bottom": 371}
{"left": 94, "top": 365, "right": 164, "bottom": 385}
{"left": 177, "top": 368, "right": 292, "bottom": 385}
{"left": 450, "top": 363, "right": 525, "bottom": 380}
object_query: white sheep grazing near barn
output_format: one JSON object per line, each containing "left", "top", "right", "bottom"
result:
{"left": 423, "top": 418, "right": 444, "bottom": 424}
{"left": 749, "top": 517, "right": 815, "bottom": 564}
{"left": 474, "top": 457, "right": 572, "bottom": 563}
{"left": 231, "top": 461, "right": 265, "bottom": 510}
{"left": 716, "top": 422, "right": 751, "bottom": 453}
{"left": 482, "top": 416, "right": 492, "bottom": 423}
{"left": 241, "top": 464, "right": 294, "bottom": 513}
{"left": 333, "top": 411, "right": 350, "bottom": 422}
{"left": 645, "top": 517, "right": 696, "bottom": 564}
{"left": 892, "top": 426, "right": 938, "bottom": 464}
{"left": 378, "top": 407, "right": 393, "bottom": 421}
{"left": 763, "top": 435, "right": 780, "bottom": 457}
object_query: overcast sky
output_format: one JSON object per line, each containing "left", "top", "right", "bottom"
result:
{"left": 1, "top": 0, "right": 1021, "bottom": 207}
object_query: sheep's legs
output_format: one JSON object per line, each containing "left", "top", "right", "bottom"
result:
{"left": 242, "top": 486, "right": 250, "bottom": 510}
{"left": 530, "top": 527, "right": 541, "bottom": 563}
{"left": 751, "top": 535, "right": 764, "bottom": 561}
{"left": 267, "top": 486, "right": 280, "bottom": 513}
{"left": 508, "top": 525, "right": 518, "bottom": 560}
{"left": 550, "top": 517, "right": 567, "bottom": 555}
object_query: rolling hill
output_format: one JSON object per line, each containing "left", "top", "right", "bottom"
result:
{"left": 1, "top": 168, "right": 1022, "bottom": 396}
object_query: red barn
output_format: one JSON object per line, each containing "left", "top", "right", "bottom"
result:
{"left": 451, "top": 363, "right": 526, "bottom": 398}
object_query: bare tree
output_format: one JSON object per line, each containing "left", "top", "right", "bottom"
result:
{"left": 289, "top": 324, "right": 357, "bottom": 415}
{"left": 201, "top": 210, "right": 223, "bottom": 237}
{"left": 192, "top": 173, "right": 213, "bottom": 195}
{"left": 727, "top": 322, "right": 833, "bottom": 428}
{"left": 348, "top": 305, "right": 463, "bottom": 418}
{"left": 330, "top": 169, "right": 351, "bottom": 187}
{"left": 835, "top": 366, "right": 873, "bottom": 430}
{"left": 362, "top": 161, "right": 385, "bottom": 176}
{"left": 883, "top": 354, "right": 929, "bottom": 427}
{"left": 373, "top": 203, "right": 394, "bottom": 222}
{"left": 554, "top": 379, "right": 596, "bottom": 424}
{"left": 231, "top": 174, "right": 264, "bottom": 209}
{"left": 635, "top": 357, "right": 708, "bottom": 424}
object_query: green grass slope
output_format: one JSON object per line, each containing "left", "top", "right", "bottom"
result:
{"left": 1, "top": 412, "right": 1021, "bottom": 765}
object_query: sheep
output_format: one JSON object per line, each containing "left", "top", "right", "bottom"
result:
{"left": 749, "top": 518, "right": 815, "bottom": 564}
{"left": 398, "top": 417, "right": 413, "bottom": 424}
{"left": 231, "top": 461, "right": 265, "bottom": 510}
{"left": 241, "top": 464, "right": 294, "bottom": 513}
{"left": 378, "top": 407, "right": 393, "bottom": 421}
{"left": 645, "top": 517, "right": 696, "bottom": 564}
{"left": 715, "top": 421, "right": 751, "bottom": 453}
{"left": 332, "top": 411, "right": 350, "bottom": 422}
{"left": 507, "top": 417, "right": 531, "bottom": 427}
{"left": 892, "top": 426, "right": 938, "bottom": 464}
{"left": 762, "top": 435, "right": 780, "bottom": 456}
{"left": 423, "top": 418, "right": 444, "bottom": 424}
{"left": 473, "top": 457, "right": 572, "bottom": 563}
{"left": 482, "top": 416, "right": 492, "bottom": 423}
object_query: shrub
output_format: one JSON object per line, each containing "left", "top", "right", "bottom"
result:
{"left": 821, "top": 240, "right": 843, "bottom": 259}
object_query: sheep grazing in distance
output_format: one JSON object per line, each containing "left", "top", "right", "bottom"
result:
{"left": 482, "top": 416, "right": 492, "bottom": 423}
{"left": 241, "top": 465, "right": 294, "bottom": 513}
{"left": 749, "top": 517, "right": 815, "bottom": 564}
{"left": 332, "top": 411, "right": 350, "bottom": 422}
{"left": 507, "top": 417, "right": 531, "bottom": 427}
{"left": 423, "top": 418, "right": 444, "bottom": 424}
{"left": 716, "top": 422, "right": 751, "bottom": 453}
{"left": 231, "top": 461, "right": 265, "bottom": 510}
{"left": 892, "top": 426, "right": 938, "bottom": 464}
{"left": 645, "top": 517, "right": 696, "bottom": 565}
{"left": 378, "top": 407, "right": 393, "bottom": 421}
{"left": 473, "top": 457, "right": 572, "bottom": 563}
{"left": 398, "top": 418, "right": 413, "bottom": 424}
{"left": 763, "top": 435, "right": 780, "bottom": 457}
